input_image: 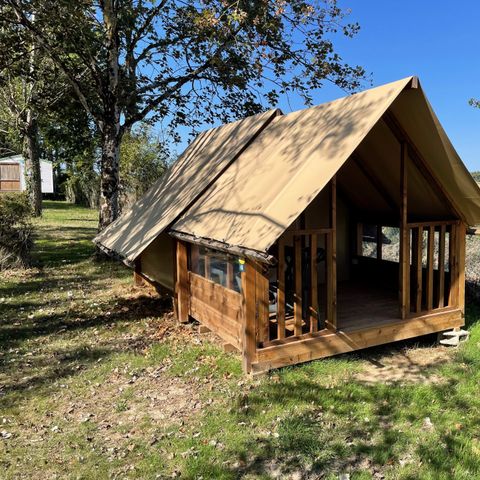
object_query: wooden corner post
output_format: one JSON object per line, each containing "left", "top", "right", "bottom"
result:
{"left": 134, "top": 257, "right": 144, "bottom": 287}
{"left": 241, "top": 260, "right": 256, "bottom": 374}
{"left": 399, "top": 142, "right": 410, "bottom": 319}
{"left": 326, "top": 176, "right": 337, "bottom": 330}
{"left": 175, "top": 240, "right": 189, "bottom": 323}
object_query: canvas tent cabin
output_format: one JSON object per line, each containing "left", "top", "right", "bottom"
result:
{"left": 0, "top": 154, "right": 54, "bottom": 193}
{"left": 95, "top": 76, "right": 480, "bottom": 374}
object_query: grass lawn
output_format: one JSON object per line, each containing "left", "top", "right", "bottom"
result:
{"left": 1, "top": 201, "right": 480, "bottom": 479}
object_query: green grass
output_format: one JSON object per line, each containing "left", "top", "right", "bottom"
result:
{"left": 1, "top": 201, "right": 480, "bottom": 479}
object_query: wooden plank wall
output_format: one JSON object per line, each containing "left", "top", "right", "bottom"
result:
{"left": 189, "top": 271, "right": 244, "bottom": 350}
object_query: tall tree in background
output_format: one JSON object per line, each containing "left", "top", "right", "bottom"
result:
{"left": 3, "top": 0, "right": 365, "bottom": 230}
{"left": 0, "top": 15, "right": 45, "bottom": 215}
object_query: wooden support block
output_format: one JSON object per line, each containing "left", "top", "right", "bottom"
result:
{"left": 223, "top": 342, "right": 238, "bottom": 353}
{"left": 198, "top": 324, "right": 211, "bottom": 334}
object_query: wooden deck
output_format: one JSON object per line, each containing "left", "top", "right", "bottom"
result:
{"left": 335, "top": 281, "right": 399, "bottom": 331}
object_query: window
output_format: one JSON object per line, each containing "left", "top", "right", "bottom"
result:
{"left": 189, "top": 245, "right": 244, "bottom": 293}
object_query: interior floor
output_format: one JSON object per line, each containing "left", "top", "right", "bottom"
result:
{"left": 334, "top": 280, "right": 400, "bottom": 331}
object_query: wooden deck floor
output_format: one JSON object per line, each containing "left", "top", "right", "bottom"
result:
{"left": 336, "top": 281, "right": 400, "bottom": 331}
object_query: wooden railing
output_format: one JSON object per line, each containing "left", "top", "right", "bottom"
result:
{"left": 405, "top": 220, "right": 463, "bottom": 316}
{"left": 256, "top": 228, "right": 336, "bottom": 347}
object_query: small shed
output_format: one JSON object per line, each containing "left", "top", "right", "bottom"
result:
{"left": 95, "top": 77, "right": 480, "bottom": 374}
{"left": 0, "top": 154, "right": 54, "bottom": 193}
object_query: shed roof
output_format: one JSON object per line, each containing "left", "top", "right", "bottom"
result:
{"left": 95, "top": 76, "right": 480, "bottom": 261}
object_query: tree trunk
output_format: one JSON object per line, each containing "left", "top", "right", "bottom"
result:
{"left": 98, "top": 124, "right": 121, "bottom": 230}
{"left": 23, "top": 112, "right": 42, "bottom": 216}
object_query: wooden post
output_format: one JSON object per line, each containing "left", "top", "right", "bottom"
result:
{"left": 310, "top": 234, "right": 318, "bottom": 333}
{"left": 277, "top": 238, "right": 286, "bottom": 339}
{"left": 376, "top": 225, "right": 383, "bottom": 261}
{"left": 426, "top": 226, "right": 434, "bottom": 311}
{"left": 241, "top": 261, "right": 256, "bottom": 373}
{"left": 326, "top": 176, "right": 337, "bottom": 330}
{"left": 457, "top": 223, "right": 466, "bottom": 314}
{"left": 134, "top": 257, "right": 144, "bottom": 287}
{"left": 175, "top": 240, "right": 189, "bottom": 323}
{"left": 414, "top": 227, "right": 423, "bottom": 313}
{"left": 438, "top": 224, "right": 446, "bottom": 308}
{"left": 449, "top": 224, "right": 458, "bottom": 307}
{"left": 226, "top": 260, "right": 234, "bottom": 290}
{"left": 356, "top": 222, "right": 363, "bottom": 256}
{"left": 399, "top": 142, "right": 410, "bottom": 319}
{"left": 294, "top": 235, "right": 303, "bottom": 336}
{"left": 256, "top": 263, "right": 270, "bottom": 344}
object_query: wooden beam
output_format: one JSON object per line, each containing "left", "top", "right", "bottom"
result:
{"left": 412, "top": 227, "right": 423, "bottom": 313}
{"left": 241, "top": 260, "right": 256, "bottom": 373}
{"left": 356, "top": 222, "right": 363, "bottom": 256}
{"left": 256, "top": 263, "right": 270, "bottom": 345}
{"left": 294, "top": 235, "right": 303, "bottom": 336}
{"left": 448, "top": 224, "right": 458, "bottom": 307}
{"left": 438, "top": 224, "right": 446, "bottom": 308}
{"left": 376, "top": 224, "right": 383, "bottom": 261}
{"left": 382, "top": 111, "right": 465, "bottom": 223}
{"left": 253, "top": 308, "right": 463, "bottom": 373}
{"left": 310, "top": 234, "right": 318, "bottom": 333}
{"left": 290, "top": 228, "right": 332, "bottom": 236}
{"left": 326, "top": 177, "right": 337, "bottom": 330}
{"left": 457, "top": 222, "right": 466, "bottom": 315}
{"left": 426, "top": 225, "right": 434, "bottom": 311}
{"left": 277, "top": 238, "right": 286, "bottom": 339}
{"left": 175, "top": 240, "right": 189, "bottom": 323}
{"left": 352, "top": 153, "right": 398, "bottom": 212}
{"left": 226, "top": 260, "right": 234, "bottom": 290}
{"left": 399, "top": 142, "right": 410, "bottom": 319}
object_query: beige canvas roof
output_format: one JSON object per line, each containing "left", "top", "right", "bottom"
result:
{"left": 98, "top": 75, "right": 480, "bottom": 261}
{"left": 173, "top": 76, "right": 480, "bottom": 254}
{"left": 94, "top": 108, "right": 280, "bottom": 261}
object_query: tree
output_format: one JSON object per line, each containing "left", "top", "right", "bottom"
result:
{"left": 2, "top": 0, "right": 365, "bottom": 230}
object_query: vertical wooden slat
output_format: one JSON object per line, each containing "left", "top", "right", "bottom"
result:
{"left": 226, "top": 260, "right": 234, "bottom": 290}
{"left": 294, "top": 235, "right": 303, "bottom": 336}
{"left": 415, "top": 226, "right": 423, "bottom": 313}
{"left": 399, "top": 142, "right": 409, "bottom": 319}
{"left": 438, "top": 224, "right": 446, "bottom": 308}
{"left": 175, "top": 240, "right": 189, "bottom": 323}
{"left": 449, "top": 224, "right": 458, "bottom": 307}
{"left": 310, "top": 234, "right": 318, "bottom": 333}
{"left": 190, "top": 244, "right": 199, "bottom": 273}
{"left": 241, "top": 261, "right": 256, "bottom": 374}
{"left": 376, "top": 224, "right": 383, "bottom": 261}
{"left": 255, "top": 264, "right": 269, "bottom": 344}
{"left": 277, "top": 238, "right": 286, "bottom": 339}
{"left": 326, "top": 176, "right": 337, "bottom": 330}
{"left": 426, "top": 225, "right": 434, "bottom": 311}
{"left": 356, "top": 222, "right": 363, "bottom": 256}
{"left": 457, "top": 222, "right": 466, "bottom": 315}
{"left": 204, "top": 254, "right": 211, "bottom": 280}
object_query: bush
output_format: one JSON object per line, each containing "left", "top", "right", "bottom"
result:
{"left": 0, "top": 192, "right": 34, "bottom": 269}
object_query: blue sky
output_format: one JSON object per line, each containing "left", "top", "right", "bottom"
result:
{"left": 274, "top": 0, "right": 480, "bottom": 171}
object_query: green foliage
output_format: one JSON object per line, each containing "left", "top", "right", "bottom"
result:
{"left": 119, "top": 124, "right": 168, "bottom": 210}
{"left": 471, "top": 171, "right": 480, "bottom": 182}
{"left": 0, "top": 192, "right": 34, "bottom": 269}
{"left": 64, "top": 168, "right": 99, "bottom": 209}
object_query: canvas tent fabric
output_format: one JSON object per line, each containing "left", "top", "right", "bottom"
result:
{"left": 96, "top": 76, "right": 480, "bottom": 262}
{"left": 94, "top": 108, "right": 280, "bottom": 261}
